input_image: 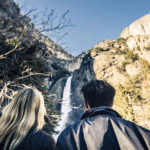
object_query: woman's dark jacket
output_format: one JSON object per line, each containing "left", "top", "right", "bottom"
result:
{"left": 0, "top": 129, "right": 55, "bottom": 150}
{"left": 56, "top": 107, "right": 150, "bottom": 150}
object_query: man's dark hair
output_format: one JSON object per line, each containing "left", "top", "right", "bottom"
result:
{"left": 81, "top": 80, "right": 115, "bottom": 108}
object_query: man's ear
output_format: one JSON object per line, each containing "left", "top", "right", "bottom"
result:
{"left": 109, "top": 102, "right": 113, "bottom": 108}
{"left": 85, "top": 99, "right": 90, "bottom": 111}
{"left": 85, "top": 100, "right": 88, "bottom": 108}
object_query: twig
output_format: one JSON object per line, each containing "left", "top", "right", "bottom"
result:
{"left": 0, "top": 42, "right": 21, "bottom": 59}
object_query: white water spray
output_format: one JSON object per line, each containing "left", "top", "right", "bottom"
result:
{"left": 53, "top": 76, "right": 72, "bottom": 140}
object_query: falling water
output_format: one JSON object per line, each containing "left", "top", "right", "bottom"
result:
{"left": 53, "top": 76, "right": 72, "bottom": 140}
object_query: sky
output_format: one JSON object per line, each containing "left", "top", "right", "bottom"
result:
{"left": 14, "top": 0, "right": 150, "bottom": 56}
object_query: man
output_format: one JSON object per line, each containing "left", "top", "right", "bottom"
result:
{"left": 56, "top": 80, "right": 150, "bottom": 150}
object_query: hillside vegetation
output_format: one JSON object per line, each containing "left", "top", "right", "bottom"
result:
{"left": 91, "top": 35, "right": 150, "bottom": 129}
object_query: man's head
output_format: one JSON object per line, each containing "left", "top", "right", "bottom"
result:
{"left": 81, "top": 80, "right": 115, "bottom": 110}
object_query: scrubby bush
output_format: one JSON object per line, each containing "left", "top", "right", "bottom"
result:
{"left": 119, "top": 49, "right": 139, "bottom": 71}
{"left": 114, "top": 84, "right": 136, "bottom": 122}
{"left": 140, "top": 58, "right": 150, "bottom": 75}
{"left": 114, "top": 75, "right": 143, "bottom": 123}
{"left": 117, "top": 37, "right": 127, "bottom": 43}
{"left": 93, "top": 47, "right": 105, "bottom": 52}
{"left": 145, "top": 44, "right": 150, "bottom": 51}
{"left": 125, "top": 50, "right": 139, "bottom": 62}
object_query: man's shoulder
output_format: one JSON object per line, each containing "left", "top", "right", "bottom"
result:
{"left": 58, "top": 119, "right": 85, "bottom": 137}
{"left": 62, "top": 113, "right": 150, "bottom": 136}
{"left": 64, "top": 119, "right": 84, "bottom": 131}
{"left": 105, "top": 114, "right": 150, "bottom": 139}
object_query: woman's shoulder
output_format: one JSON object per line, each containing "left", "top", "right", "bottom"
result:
{"left": 17, "top": 130, "right": 55, "bottom": 150}
{"left": 28, "top": 130, "right": 55, "bottom": 145}
{"left": 31, "top": 130, "right": 51, "bottom": 139}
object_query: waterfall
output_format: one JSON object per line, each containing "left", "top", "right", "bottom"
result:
{"left": 53, "top": 76, "right": 72, "bottom": 140}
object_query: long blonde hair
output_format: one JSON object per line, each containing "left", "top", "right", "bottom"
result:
{"left": 0, "top": 87, "right": 46, "bottom": 150}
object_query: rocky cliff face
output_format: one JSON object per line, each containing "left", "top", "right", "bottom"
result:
{"left": 91, "top": 37, "right": 150, "bottom": 129}
{"left": 120, "top": 14, "right": 150, "bottom": 38}
{"left": 0, "top": 0, "right": 82, "bottom": 134}
{"left": 70, "top": 15, "right": 150, "bottom": 130}
{"left": 68, "top": 52, "right": 96, "bottom": 123}
{"left": 71, "top": 38, "right": 150, "bottom": 130}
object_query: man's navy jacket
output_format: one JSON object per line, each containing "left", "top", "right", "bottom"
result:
{"left": 56, "top": 107, "right": 150, "bottom": 150}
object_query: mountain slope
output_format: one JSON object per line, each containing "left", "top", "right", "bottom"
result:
{"left": 71, "top": 15, "right": 150, "bottom": 129}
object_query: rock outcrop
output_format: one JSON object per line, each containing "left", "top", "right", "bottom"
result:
{"left": 68, "top": 52, "right": 96, "bottom": 123}
{"left": 120, "top": 14, "right": 150, "bottom": 38}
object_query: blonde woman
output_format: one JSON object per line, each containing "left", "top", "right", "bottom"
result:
{"left": 0, "top": 87, "right": 55, "bottom": 150}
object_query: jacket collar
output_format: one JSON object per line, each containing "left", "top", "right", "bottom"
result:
{"left": 81, "top": 106, "right": 122, "bottom": 120}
